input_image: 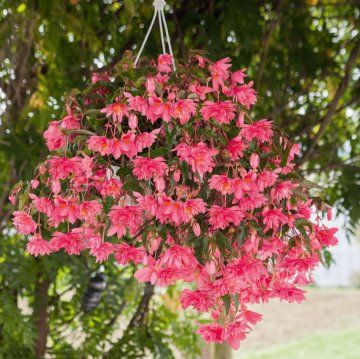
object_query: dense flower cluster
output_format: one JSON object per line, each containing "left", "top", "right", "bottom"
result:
{"left": 11, "top": 52, "right": 338, "bottom": 349}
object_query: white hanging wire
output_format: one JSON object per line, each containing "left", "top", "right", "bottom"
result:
{"left": 134, "top": 0, "right": 176, "bottom": 71}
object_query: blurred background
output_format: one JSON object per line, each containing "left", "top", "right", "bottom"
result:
{"left": 0, "top": 0, "right": 359, "bottom": 358}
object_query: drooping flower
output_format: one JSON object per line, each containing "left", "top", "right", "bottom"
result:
{"left": 13, "top": 211, "right": 37, "bottom": 235}
{"left": 200, "top": 101, "right": 236, "bottom": 124}
{"left": 78, "top": 200, "right": 102, "bottom": 224}
{"left": 101, "top": 102, "right": 129, "bottom": 123}
{"left": 136, "top": 129, "right": 161, "bottom": 152}
{"left": 241, "top": 120, "right": 273, "bottom": 143}
{"left": 26, "top": 233, "right": 52, "bottom": 257}
{"left": 114, "top": 243, "right": 146, "bottom": 265}
{"left": 209, "top": 174, "right": 234, "bottom": 195}
{"left": 50, "top": 229, "right": 85, "bottom": 255}
{"left": 197, "top": 323, "right": 225, "bottom": 343}
{"left": 226, "top": 136, "right": 248, "bottom": 159}
{"left": 43, "top": 121, "right": 66, "bottom": 150}
{"left": 231, "top": 82, "right": 257, "bottom": 109}
{"left": 175, "top": 142, "right": 218, "bottom": 179}
{"left": 180, "top": 289, "right": 216, "bottom": 311}
{"left": 108, "top": 205, "right": 143, "bottom": 238}
{"left": 209, "top": 57, "right": 231, "bottom": 90}
{"left": 132, "top": 156, "right": 168, "bottom": 180}
{"left": 208, "top": 205, "right": 244, "bottom": 230}
{"left": 158, "top": 54, "right": 173, "bottom": 73}
{"left": 90, "top": 242, "right": 114, "bottom": 263}
{"left": 171, "top": 99, "right": 197, "bottom": 124}
{"left": 87, "top": 136, "right": 112, "bottom": 156}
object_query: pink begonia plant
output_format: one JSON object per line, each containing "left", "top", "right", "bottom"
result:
{"left": 10, "top": 52, "right": 338, "bottom": 350}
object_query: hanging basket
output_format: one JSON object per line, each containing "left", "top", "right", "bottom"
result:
{"left": 10, "top": 1, "right": 338, "bottom": 350}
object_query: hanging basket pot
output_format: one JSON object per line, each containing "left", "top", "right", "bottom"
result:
{"left": 10, "top": 1, "right": 338, "bottom": 350}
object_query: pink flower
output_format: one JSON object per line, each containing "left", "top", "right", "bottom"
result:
{"left": 78, "top": 200, "right": 102, "bottom": 223}
{"left": 134, "top": 257, "right": 159, "bottom": 284}
{"left": 48, "top": 156, "right": 83, "bottom": 181}
{"left": 114, "top": 243, "right": 146, "bottom": 265}
{"left": 209, "top": 175, "right": 234, "bottom": 195}
{"left": 175, "top": 142, "right": 218, "bottom": 179}
{"left": 132, "top": 156, "right": 168, "bottom": 180}
{"left": 226, "top": 136, "right": 248, "bottom": 159}
{"left": 146, "top": 77, "right": 156, "bottom": 93}
{"left": 160, "top": 245, "right": 196, "bottom": 268}
{"left": 241, "top": 120, "right": 273, "bottom": 143}
{"left": 231, "top": 82, "right": 257, "bottom": 109}
{"left": 171, "top": 99, "right": 197, "bottom": 124}
{"left": 128, "top": 114, "right": 138, "bottom": 129}
{"left": 262, "top": 207, "right": 288, "bottom": 232}
{"left": 193, "top": 222, "right": 201, "bottom": 237}
{"left": 90, "top": 242, "right": 114, "bottom": 263}
{"left": 257, "top": 170, "right": 279, "bottom": 191}
{"left": 112, "top": 131, "right": 138, "bottom": 159}
{"left": 158, "top": 54, "right": 173, "bottom": 73}
{"left": 91, "top": 72, "right": 109, "bottom": 83}
{"left": 250, "top": 153, "right": 260, "bottom": 169}
{"left": 197, "top": 323, "right": 225, "bottom": 343}
{"left": 272, "top": 283, "right": 306, "bottom": 303}
{"left": 29, "top": 194, "right": 54, "bottom": 217}
{"left": 136, "top": 128, "right": 160, "bottom": 152}
{"left": 271, "top": 181, "right": 298, "bottom": 201}
{"left": 97, "top": 178, "right": 122, "bottom": 198}
{"left": 314, "top": 226, "right": 338, "bottom": 247}
{"left": 108, "top": 205, "right": 143, "bottom": 238}
{"left": 26, "top": 233, "right": 52, "bottom": 256}
{"left": 146, "top": 96, "right": 172, "bottom": 123}
{"left": 87, "top": 136, "right": 112, "bottom": 155}
{"left": 231, "top": 69, "right": 247, "bottom": 84}
{"left": 51, "top": 197, "right": 78, "bottom": 226}
{"left": 181, "top": 198, "right": 207, "bottom": 222}
{"left": 208, "top": 205, "right": 244, "bottom": 230}
{"left": 156, "top": 195, "right": 183, "bottom": 225}
{"left": 101, "top": 102, "right": 129, "bottom": 123}
{"left": 13, "top": 211, "right": 37, "bottom": 234}
{"left": 225, "top": 321, "right": 248, "bottom": 350}
{"left": 43, "top": 121, "right": 66, "bottom": 150}
{"left": 50, "top": 229, "right": 85, "bottom": 255}
{"left": 124, "top": 92, "right": 149, "bottom": 115}
{"left": 134, "top": 192, "right": 158, "bottom": 216}
{"left": 200, "top": 101, "right": 236, "bottom": 124}
{"left": 209, "top": 57, "right": 231, "bottom": 91}
{"left": 61, "top": 114, "right": 80, "bottom": 130}
{"left": 180, "top": 289, "right": 216, "bottom": 311}
{"left": 189, "top": 82, "right": 213, "bottom": 100}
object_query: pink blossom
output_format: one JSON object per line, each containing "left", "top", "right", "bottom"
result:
{"left": 108, "top": 205, "right": 143, "bottom": 238}
{"left": 146, "top": 96, "right": 172, "bottom": 123}
{"left": 314, "top": 226, "right": 338, "bottom": 247}
{"left": 13, "top": 211, "right": 37, "bottom": 234}
{"left": 272, "top": 283, "right": 306, "bottom": 303}
{"left": 51, "top": 197, "right": 78, "bottom": 226}
{"left": 90, "top": 242, "right": 114, "bottom": 263}
{"left": 97, "top": 178, "right": 122, "bottom": 198}
{"left": 225, "top": 321, "right": 248, "bottom": 350}
{"left": 231, "top": 68, "right": 247, "bottom": 84}
{"left": 171, "top": 99, "right": 197, "bottom": 124}
{"left": 78, "top": 200, "right": 102, "bottom": 223}
{"left": 160, "top": 245, "right": 196, "bottom": 268}
{"left": 231, "top": 82, "right": 257, "bottom": 109}
{"left": 114, "top": 243, "right": 146, "bottom": 265}
{"left": 26, "top": 233, "right": 52, "bottom": 256}
{"left": 87, "top": 136, "right": 112, "bottom": 156}
{"left": 209, "top": 57, "right": 231, "bottom": 91}
{"left": 208, "top": 205, "right": 244, "bottom": 229}
{"left": 134, "top": 192, "right": 158, "bottom": 216}
{"left": 181, "top": 198, "right": 207, "bottom": 222}
{"left": 136, "top": 128, "right": 160, "bottom": 152}
{"left": 50, "top": 229, "right": 84, "bottom": 255}
{"left": 156, "top": 195, "right": 183, "bottom": 225}
{"left": 128, "top": 114, "right": 138, "bottom": 129}
{"left": 61, "top": 114, "right": 80, "bottom": 130}
{"left": 209, "top": 175, "right": 234, "bottom": 195}
{"left": 175, "top": 142, "right": 218, "bottom": 179}
{"left": 189, "top": 82, "right": 213, "bottom": 100}
{"left": 124, "top": 92, "right": 149, "bottom": 115}
{"left": 132, "top": 156, "right": 168, "bottom": 180}
{"left": 43, "top": 121, "right": 66, "bottom": 150}
{"left": 91, "top": 72, "right": 109, "bottom": 83}
{"left": 257, "top": 170, "right": 279, "bottom": 191}
{"left": 113, "top": 131, "right": 138, "bottom": 159}
{"left": 200, "top": 101, "right": 236, "bottom": 124}
{"left": 271, "top": 181, "right": 298, "bottom": 201}
{"left": 180, "top": 289, "right": 216, "bottom": 311}
{"left": 48, "top": 156, "right": 83, "bottom": 181}
{"left": 250, "top": 153, "right": 260, "bottom": 169}
{"left": 262, "top": 207, "right": 288, "bottom": 232}
{"left": 101, "top": 102, "right": 129, "bottom": 123}
{"left": 241, "top": 120, "right": 274, "bottom": 143}
{"left": 29, "top": 194, "right": 54, "bottom": 217}
{"left": 158, "top": 54, "right": 173, "bottom": 73}
{"left": 197, "top": 323, "right": 225, "bottom": 343}
{"left": 226, "top": 136, "right": 248, "bottom": 159}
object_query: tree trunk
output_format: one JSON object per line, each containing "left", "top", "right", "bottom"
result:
{"left": 33, "top": 261, "right": 50, "bottom": 359}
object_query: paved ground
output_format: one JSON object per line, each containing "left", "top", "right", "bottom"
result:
{"left": 235, "top": 288, "right": 360, "bottom": 354}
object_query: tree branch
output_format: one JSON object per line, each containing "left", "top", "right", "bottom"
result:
{"left": 300, "top": 37, "right": 360, "bottom": 165}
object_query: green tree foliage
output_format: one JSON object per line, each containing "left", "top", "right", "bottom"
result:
{"left": 0, "top": 0, "right": 359, "bottom": 357}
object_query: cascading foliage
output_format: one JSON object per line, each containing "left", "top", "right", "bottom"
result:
{"left": 11, "top": 52, "right": 338, "bottom": 349}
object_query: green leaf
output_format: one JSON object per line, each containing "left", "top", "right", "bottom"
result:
{"left": 222, "top": 294, "right": 231, "bottom": 315}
